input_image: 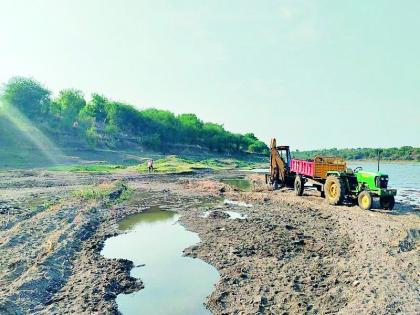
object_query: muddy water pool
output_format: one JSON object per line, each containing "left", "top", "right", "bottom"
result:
{"left": 101, "top": 207, "right": 219, "bottom": 315}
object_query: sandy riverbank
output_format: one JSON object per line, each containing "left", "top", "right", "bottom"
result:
{"left": 0, "top": 169, "right": 419, "bottom": 314}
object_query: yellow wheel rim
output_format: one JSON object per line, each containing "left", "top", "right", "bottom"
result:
{"left": 361, "top": 195, "right": 370, "bottom": 207}
{"left": 329, "top": 183, "right": 337, "bottom": 198}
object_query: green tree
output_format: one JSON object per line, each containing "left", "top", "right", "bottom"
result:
{"left": 0, "top": 77, "right": 285, "bottom": 154}
{"left": 141, "top": 109, "right": 179, "bottom": 142}
{"left": 177, "top": 113, "right": 203, "bottom": 143}
{"left": 202, "top": 122, "right": 226, "bottom": 151}
{"left": 105, "top": 102, "right": 148, "bottom": 136}
{"left": 80, "top": 94, "right": 108, "bottom": 124}
{"left": 2, "top": 77, "right": 51, "bottom": 119}
{"left": 55, "top": 89, "right": 86, "bottom": 127}
{"left": 248, "top": 141, "right": 269, "bottom": 154}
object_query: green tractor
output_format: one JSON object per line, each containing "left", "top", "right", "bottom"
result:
{"left": 268, "top": 139, "right": 397, "bottom": 210}
{"left": 324, "top": 168, "right": 397, "bottom": 210}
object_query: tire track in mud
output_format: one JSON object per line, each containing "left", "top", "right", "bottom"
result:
{"left": 182, "top": 203, "right": 353, "bottom": 314}
{"left": 0, "top": 201, "right": 101, "bottom": 314}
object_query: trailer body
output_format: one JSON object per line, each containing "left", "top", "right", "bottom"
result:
{"left": 290, "top": 157, "right": 346, "bottom": 179}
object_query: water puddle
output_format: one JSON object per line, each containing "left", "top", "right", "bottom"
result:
{"left": 248, "top": 168, "right": 269, "bottom": 173}
{"left": 224, "top": 199, "right": 253, "bottom": 208}
{"left": 224, "top": 210, "right": 248, "bottom": 219}
{"left": 202, "top": 209, "right": 248, "bottom": 220}
{"left": 101, "top": 206, "right": 219, "bottom": 315}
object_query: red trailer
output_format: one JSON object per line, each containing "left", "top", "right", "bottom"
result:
{"left": 267, "top": 138, "right": 347, "bottom": 196}
{"left": 290, "top": 159, "right": 314, "bottom": 177}
{"left": 290, "top": 156, "right": 347, "bottom": 196}
{"left": 290, "top": 156, "right": 346, "bottom": 179}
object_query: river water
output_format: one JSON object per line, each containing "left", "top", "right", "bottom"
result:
{"left": 101, "top": 207, "right": 219, "bottom": 315}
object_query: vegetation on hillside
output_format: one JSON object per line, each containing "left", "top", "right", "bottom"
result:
{"left": 1, "top": 77, "right": 417, "bottom": 162}
{"left": 0, "top": 77, "right": 268, "bottom": 154}
{"left": 293, "top": 147, "right": 419, "bottom": 161}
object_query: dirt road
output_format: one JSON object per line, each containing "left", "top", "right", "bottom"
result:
{"left": 0, "top": 169, "right": 419, "bottom": 314}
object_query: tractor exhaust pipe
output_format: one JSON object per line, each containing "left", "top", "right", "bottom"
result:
{"left": 377, "top": 149, "right": 382, "bottom": 172}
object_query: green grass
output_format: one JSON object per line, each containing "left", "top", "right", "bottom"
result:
{"left": 49, "top": 163, "right": 127, "bottom": 173}
{"left": 200, "top": 158, "right": 254, "bottom": 170}
{"left": 136, "top": 155, "right": 264, "bottom": 174}
{"left": 73, "top": 186, "right": 110, "bottom": 200}
{"left": 72, "top": 181, "right": 133, "bottom": 204}
{"left": 220, "top": 178, "right": 252, "bottom": 191}
{"left": 137, "top": 156, "right": 209, "bottom": 173}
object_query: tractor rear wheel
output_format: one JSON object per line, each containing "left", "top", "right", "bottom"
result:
{"left": 358, "top": 191, "right": 373, "bottom": 210}
{"left": 325, "top": 175, "right": 346, "bottom": 205}
{"left": 294, "top": 175, "right": 304, "bottom": 196}
{"left": 380, "top": 196, "right": 395, "bottom": 210}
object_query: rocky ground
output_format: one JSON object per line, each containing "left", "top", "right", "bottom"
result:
{"left": 0, "top": 169, "right": 419, "bottom": 314}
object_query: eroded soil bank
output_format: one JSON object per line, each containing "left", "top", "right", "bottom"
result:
{"left": 0, "top": 169, "right": 419, "bottom": 314}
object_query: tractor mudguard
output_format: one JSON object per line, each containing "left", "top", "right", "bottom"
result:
{"left": 326, "top": 171, "right": 343, "bottom": 177}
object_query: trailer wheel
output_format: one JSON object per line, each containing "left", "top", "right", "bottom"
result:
{"left": 294, "top": 176, "right": 304, "bottom": 196}
{"left": 379, "top": 196, "right": 395, "bottom": 210}
{"left": 358, "top": 191, "right": 373, "bottom": 210}
{"left": 325, "top": 175, "right": 346, "bottom": 205}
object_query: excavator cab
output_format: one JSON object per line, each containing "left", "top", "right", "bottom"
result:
{"left": 276, "top": 145, "right": 291, "bottom": 168}
{"left": 266, "top": 138, "right": 294, "bottom": 189}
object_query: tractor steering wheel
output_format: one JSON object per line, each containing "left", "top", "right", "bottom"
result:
{"left": 353, "top": 166, "right": 363, "bottom": 172}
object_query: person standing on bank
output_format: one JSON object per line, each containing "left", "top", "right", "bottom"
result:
{"left": 147, "top": 159, "right": 154, "bottom": 172}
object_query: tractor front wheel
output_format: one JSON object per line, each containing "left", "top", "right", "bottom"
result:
{"left": 325, "top": 175, "right": 346, "bottom": 205}
{"left": 380, "top": 196, "right": 395, "bottom": 210}
{"left": 294, "top": 175, "right": 304, "bottom": 196}
{"left": 358, "top": 191, "right": 373, "bottom": 210}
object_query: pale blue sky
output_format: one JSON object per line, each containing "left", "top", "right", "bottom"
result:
{"left": 1, "top": 0, "right": 419, "bottom": 149}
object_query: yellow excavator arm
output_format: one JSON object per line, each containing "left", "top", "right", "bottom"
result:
{"left": 270, "top": 138, "right": 286, "bottom": 183}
